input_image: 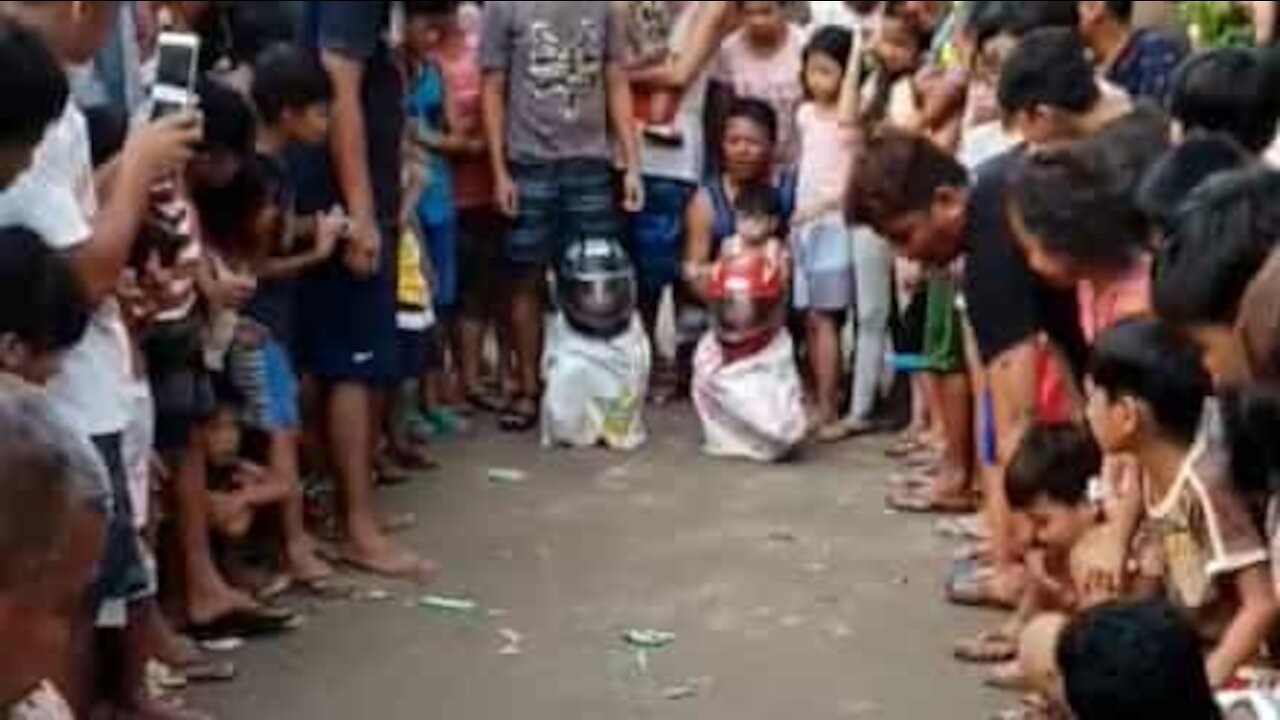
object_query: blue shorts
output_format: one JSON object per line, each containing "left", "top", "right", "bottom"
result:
{"left": 91, "top": 434, "right": 152, "bottom": 610}
{"left": 630, "top": 176, "right": 695, "bottom": 302}
{"left": 507, "top": 158, "right": 621, "bottom": 268}
{"left": 227, "top": 335, "right": 301, "bottom": 432}
{"left": 793, "top": 214, "right": 855, "bottom": 312}
{"left": 423, "top": 219, "right": 458, "bottom": 312}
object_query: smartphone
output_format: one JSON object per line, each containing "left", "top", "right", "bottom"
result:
{"left": 151, "top": 32, "right": 201, "bottom": 120}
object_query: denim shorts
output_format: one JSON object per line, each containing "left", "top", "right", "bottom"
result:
{"left": 793, "top": 213, "right": 856, "bottom": 312}
{"left": 507, "top": 158, "right": 621, "bottom": 268}
{"left": 630, "top": 176, "right": 695, "bottom": 301}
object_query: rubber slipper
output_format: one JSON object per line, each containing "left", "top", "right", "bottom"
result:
{"left": 187, "top": 606, "right": 301, "bottom": 643}
{"left": 954, "top": 631, "right": 1017, "bottom": 665}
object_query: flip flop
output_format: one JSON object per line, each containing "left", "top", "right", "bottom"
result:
{"left": 887, "top": 486, "right": 977, "bottom": 515}
{"left": 954, "top": 630, "right": 1018, "bottom": 665}
{"left": 947, "top": 571, "right": 1022, "bottom": 610}
{"left": 187, "top": 606, "right": 302, "bottom": 643}
{"left": 177, "top": 659, "right": 238, "bottom": 685}
{"left": 465, "top": 390, "right": 504, "bottom": 414}
{"left": 336, "top": 550, "right": 442, "bottom": 585}
{"left": 499, "top": 396, "right": 539, "bottom": 433}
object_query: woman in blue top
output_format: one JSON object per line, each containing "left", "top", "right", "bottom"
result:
{"left": 683, "top": 98, "right": 796, "bottom": 303}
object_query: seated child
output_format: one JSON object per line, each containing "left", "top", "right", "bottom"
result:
{"left": 693, "top": 249, "right": 806, "bottom": 462}
{"left": 719, "top": 181, "right": 790, "bottom": 269}
{"left": 203, "top": 393, "right": 290, "bottom": 542}
{"left": 1088, "top": 318, "right": 1278, "bottom": 688}
{"left": 623, "top": 0, "right": 684, "bottom": 144}
{"left": 1056, "top": 601, "right": 1224, "bottom": 720}
{"left": 541, "top": 237, "right": 651, "bottom": 451}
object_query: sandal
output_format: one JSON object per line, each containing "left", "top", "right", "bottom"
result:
{"left": 465, "top": 389, "right": 505, "bottom": 415}
{"left": 187, "top": 606, "right": 302, "bottom": 643}
{"left": 947, "top": 569, "right": 1024, "bottom": 610}
{"left": 887, "top": 485, "right": 977, "bottom": 515}
{"left": 499, "top": 395, "right": 539, "bottom": 433}
{"left": 954, "top": 630, "right": 1018, "bottom": 665}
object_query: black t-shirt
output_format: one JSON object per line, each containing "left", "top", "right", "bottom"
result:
{"left": 244, "top": 152, "right": 299, "bottom": 343}
{"left": 962, "top": 103, "right": 1170, "bottom": 372}
{"left": 296, "top": 1, "right": 403, "bottom": 231}
{"left": 962, "top": 148, "right": 1089, "bottom": 372}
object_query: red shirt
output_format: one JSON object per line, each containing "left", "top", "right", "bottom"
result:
{"left": 431, "top": 4, "right": 492, "bottom": 210}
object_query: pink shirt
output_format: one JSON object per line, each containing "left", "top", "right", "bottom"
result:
{"left": 1078, "top": 257, "right": 1152, "bottom": 344}
{"left": 715, "top": 24, "right": 806, "bottom": 169}
{"left": 795, "top": 102, "right": 852, "bottom": 215}
{"left": 431, "top": 4, "right": 491, "bottom": 209}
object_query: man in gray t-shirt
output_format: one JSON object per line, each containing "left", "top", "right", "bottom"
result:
{"left": 481, "top": 0, "right": 644, "bottom": 432}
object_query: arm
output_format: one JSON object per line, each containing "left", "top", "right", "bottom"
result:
{"left": 682, "top": 190, "right": 716, "bottom": 302}
{"left": 482, "top": 71, "right": 517, "bottom": 217}
{"left": 606, "top": 3, "right": 643, "bottom": 213}
{"left": 837, "top": 32, "right": 865, "bottom": 129}
{"left": 629, "top": 2, "right": 733, "bottom": 90}
{"left": 417, "top": 79, "right": 486, "bottom": 158}
{"left": 1207, "top": 564, "right": 1278, "bottom": 687}
{"left": 1254, "top": 1, "right": 1277, "bottom": 46}
{"left": 74, "top": 114, "right": 201, "bottom": 302}
{"left": 321, "top": 49, "right": 378, "bottom": 275}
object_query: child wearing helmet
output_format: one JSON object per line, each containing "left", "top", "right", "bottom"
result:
{"left": 541, "top": 237, "right": 652, "bottom": 451}
{"left": 692, "top": 246, "right": 807, "bottom": 462}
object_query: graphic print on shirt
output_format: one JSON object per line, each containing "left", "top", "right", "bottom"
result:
{"left": 527, "top": 18, "right": 606, "bottom": 122}
{"left": 628, "top": 0, "right": 673, "bottom": 62}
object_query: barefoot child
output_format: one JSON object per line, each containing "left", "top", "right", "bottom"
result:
{"left": 542, "top": 237, "right": 652, "bottom": 451}
{"left": 1088, "top": 319, "right": 1278, "bottom": 688}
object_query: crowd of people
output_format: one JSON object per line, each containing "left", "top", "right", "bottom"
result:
{"left": 1, "top": 1, "right": 1280, "bottom": 718}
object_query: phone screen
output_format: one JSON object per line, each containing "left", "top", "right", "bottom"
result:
{"left": 156, "top": 42, "right": 197, "bottom": 90}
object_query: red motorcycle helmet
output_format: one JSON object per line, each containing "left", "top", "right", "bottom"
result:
{"left": 707, "top": 250, "right": 786, "bottom": 358}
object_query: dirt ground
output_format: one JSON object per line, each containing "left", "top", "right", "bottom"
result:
{"left": 199, "top": 407, "right": 1006, "bottom": 719}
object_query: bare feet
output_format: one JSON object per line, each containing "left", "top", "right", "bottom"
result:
{"left": 338, "top": 536, "right": 439, "bottom": 585}
{"left": 285, "top": 540, "right": 336, "bottom": 585}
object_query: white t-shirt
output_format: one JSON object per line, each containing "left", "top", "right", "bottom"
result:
{"left": 0, "top": 101, "right": 131, "bottom": 438}
{"left": 640, "top": 3, "right": 711, "bottom": 184}
{"left": 807, "top": 1, "right": 882, "bottom": 38}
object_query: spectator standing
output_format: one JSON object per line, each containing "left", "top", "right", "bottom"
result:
{"left": 715, "top": 1, "right": 807, "bottom": 169}
{"left": 481, "top": 0, "right": 643, "bottom": 433}
{"left": 295, "top": 1, "right": 434, "bottom": 580}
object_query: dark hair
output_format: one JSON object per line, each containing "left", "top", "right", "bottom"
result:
{"left": 1089, "top": 318, "right": 1211, "bottom": 445}
{"left": 1153, "top": 169, "right": 1280, "bottom": 327}
{"left": 193, "top": 156, "right": 280, "bottom": 260}
{"left": 724, "top": 97, "right": 780, "bottom": 145}
{"left": 197, "top": 78, "right": 255, "bottom": 157}
{"left": 802, "top": 25, "right": 854, "bottom": 99}
{"left": 1006, "top": 423, "right": 1102, "bottom": 510}
{"left": 0, "top": 16, "right": 68, "bottom": 150}
{"left": 998, "top": 28, "right": 1100, "bottom": 115}
{"left": 1167, "top": 48, "right": 1280, "bottom": 154}
{"left": 1057, "top": 602, "right": 1222, "bottom": 720}
{"left": 1101, "top": 1, "right": 1135, "bottom": 22}
{"left": 969, "top": 1, "right": 1081, "bottom": 52}
{"left": 844, "top": 126, "right": 969, "bottom": 229}
{"left": 252, "top": 43, "right": 332, "bottom": 126}
{"left": 226, "top": 1, "right": 302, "bottom": 67}
{"left": 1137, "top": 134, "right": 1250, "bottom": 235}
{"left": 734, "top": 181, "right": 781, "bottom": 220}
{"left": 404, "top": 1, "right": 462, "bottom": 18}
{"left": 1008, "top": 140, "right": 1152, "bottom": 273}
{"left": 0, "top": 226, "right": 90, "bottom": 354}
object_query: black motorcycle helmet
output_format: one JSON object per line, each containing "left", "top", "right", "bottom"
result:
{"left": 556, "top": 237, "right": 637, "bottom": 339}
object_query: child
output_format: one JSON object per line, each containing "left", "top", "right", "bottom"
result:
{"left": 0, "top": 17, "right": 67, "bottom": 189}
{"left": 720, "top": 182, "right": 791, "bottom": 268}
{"left": 1007, "top": 140, "right": 1154, "bottom": 344}
{"left": 201, "top": 391, "right": 292, "bottom": 552}
{"left": 404, "top": 1, "right": 474, "bottom": 433}
{"left": 693, "top": 250, "right": 806, "bottom": 462}
{"left": 481, "top": 0, "right": 642, "bottom": 433}
{"left": 621, "top": 0, "right": 685, "bottom": 144}
{"left": 1088, "top": 318, "right": 1277, "bottom": 688}
{"left": 0, "top": 226, "right": 91, "bottom": 385}
{"left": 715, "top": 0, "right": 807, "bottom": 168}
{"left": 1167, "top": 47, "right": 1280, "bottom": 157}
{"left": 860, "top": 9, "right": 924, "bottom": 132}
{"left": 542, "top": 237, "right": 652, "bottom": 451}
{"left": 792, "top": 25, "right": 858, "bottom": 437}
{"left": 1056, "top": 601, "right": 1224, "bottom": 720}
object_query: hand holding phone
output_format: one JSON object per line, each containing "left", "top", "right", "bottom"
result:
{"left": 151, "top": 32, "right": 201, "bottom": 120}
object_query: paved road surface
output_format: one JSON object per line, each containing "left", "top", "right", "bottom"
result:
{"left": 201, "top": 408, "right": 1004, "bottom": 719}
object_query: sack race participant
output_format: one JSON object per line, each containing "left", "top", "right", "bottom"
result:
{"left": 541, "top": 238, "right": 652, "bottom": 451}
{"left": 693, "top": 251, "right": 806, "bottom": 462}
